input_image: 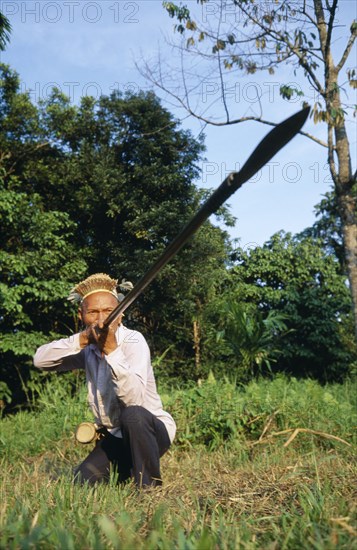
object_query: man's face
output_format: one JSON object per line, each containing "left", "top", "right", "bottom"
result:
{"left": 79, "top": 292, "right": 120, "bottom": 328}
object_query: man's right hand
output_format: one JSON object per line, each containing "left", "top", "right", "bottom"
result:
{"left": 79, "top": 318, "right": 121, "bottom": 355}
{"left": 79, "top": 325, "right": 99, "bottom": 349}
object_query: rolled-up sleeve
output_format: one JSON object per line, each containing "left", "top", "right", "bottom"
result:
{"left": 106, "top": 331, "right": 150, "bottom": 406}
{"left": 34, "top": 334, "right": 85, "bottom": 372}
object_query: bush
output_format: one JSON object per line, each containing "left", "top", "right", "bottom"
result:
{"left": 162, "top": 373, "right": 356, "bottom": 450}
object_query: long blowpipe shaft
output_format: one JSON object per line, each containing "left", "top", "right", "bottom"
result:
{"left": 103, "top": 106, "right": 310, "bottom": 328}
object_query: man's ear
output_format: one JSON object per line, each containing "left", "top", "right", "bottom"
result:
{"left": 78, "top": 307, "right": 83, "bottom": 322}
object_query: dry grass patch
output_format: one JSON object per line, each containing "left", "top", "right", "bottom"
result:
{"left": 156, "top": 446, "right": 356, "bottom": 514}
{"left": 1, "top": 374, "right": 356, "bottom": 548}
{"left": 1, "top": 439, "right": 356, "bottom": 548}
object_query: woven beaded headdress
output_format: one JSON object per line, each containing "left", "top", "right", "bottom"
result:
{"left": 68, "top": 273, "right": 133, "bottom": 304}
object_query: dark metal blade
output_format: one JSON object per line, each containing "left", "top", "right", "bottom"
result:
{"left": 104, "top": 106, "right": 310, "bottom": 326}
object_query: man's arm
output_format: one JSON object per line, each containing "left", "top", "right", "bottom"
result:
{"left": 34, "top": 333, "right": 85, "bottom": 372}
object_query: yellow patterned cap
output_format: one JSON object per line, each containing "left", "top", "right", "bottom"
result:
{"left": 68, "top": 273, "right": 133, "bottom": 304}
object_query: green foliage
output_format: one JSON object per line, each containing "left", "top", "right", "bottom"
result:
{"left": 160, "top": 373, "right": 356, "bottom": 451}
{"left": 0, "top": 52, "right": 355, "bottom": 411}
{"left": 0, "top": 371, "right": 88, "bottom": 459}
{"left": 0, "top": 11, "right": 11, "bottom": 51}
{"left": 0, "top": 173, "right": 87, "bottom": 406}
{"left": 164, "top": 2, "right": 193, "bottom": 35}
{"left": 2, "top": 371, "right": 355, "bottom": 456}
{"left": 0, "top": 380, "right": 12, "bottom": 406}
{"left": 0, "top": 375, "right": 355, "bottom": 549}
{"left": 220, "top": 231, "right": 356, "bottom": 381}
{"left": 159, "top": 0, "right": 357, "bottom": 347}
{"left": 299, "top": 187, "right": 345, "bottom": 270}
{"left": 216, "top": 302, "right": 289, "bottom": 377}
{"left": 280, "top": 84, "right": 304, "bottom": 100}
{"left": 0, "top": 63, "right": 232, "bottom": 403}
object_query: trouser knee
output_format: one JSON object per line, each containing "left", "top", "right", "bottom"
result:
{"left": 120, "top": 405, "right": 147, "bottom": 431}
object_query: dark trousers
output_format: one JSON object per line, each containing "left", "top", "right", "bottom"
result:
{"left": 74, "top": 406, "right": 171, "bottom": 487}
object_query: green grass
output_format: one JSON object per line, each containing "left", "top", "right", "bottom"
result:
{"left": 0, "top": 373, "right": 356, "bottom": 549}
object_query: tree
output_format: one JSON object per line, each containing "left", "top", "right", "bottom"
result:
{"left": 38, "top": 87, "right": 233, "bottom": 367}
{"left": 299, "top": 187, "right": 345, "bottom": 271}
{"left": 0, "top": 174, "right": 87, "bottom": 408}
{"left": 140, "top": 0, "right": 357, "bottom": 337}
{"left": 219, "top": 231, "right": 355, "bottom": 381}
{"left": 0, "top": 11, "right": 11, "bottom": 51}
{"left": 0, "top": 63, "right": 233, "bottom": 388}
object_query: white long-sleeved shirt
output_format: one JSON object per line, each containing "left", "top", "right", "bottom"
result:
{"left": 33, "top": 325, "right": 176, "bottom": 443}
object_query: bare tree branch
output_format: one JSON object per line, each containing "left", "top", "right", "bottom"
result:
{"left": 139, "top": 50, "right": 329, "bottom": 148}
{"left": 216, "top": 6, "right": 230, "bottom": 122}
{"left": 302, "top": 0, "right": 320, "bottom": 28}
{"left": 325, "top": 0, "right": 338, "bottom": 58}
{"left": 336, "top": 31, "right": 356, "bottom": 73}
{"left": 237, "top": 2, "right": 325, "bottom": 96}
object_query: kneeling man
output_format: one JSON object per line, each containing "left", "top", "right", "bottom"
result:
{"left": 34, "top": 273, "right": 176, "bottom": 487}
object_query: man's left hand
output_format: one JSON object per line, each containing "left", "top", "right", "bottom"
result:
{"left": 96, "top": 321, "right": 119, "bottom": 355}
{"left": 91, "top": 315, "right": 122, "bottom": 355}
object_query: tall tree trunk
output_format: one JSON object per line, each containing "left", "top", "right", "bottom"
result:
{"left": 326, "top": 62, "right": 357, "bottom": 338}
{"left": 341, "top": 206, "right": 357, "bottom": 338}
{"left": 334, "top": 137, "right": 357, "bottom": 339}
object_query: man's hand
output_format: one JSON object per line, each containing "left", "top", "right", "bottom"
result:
{"left": 79, "top": 315, "right": 122, "bottom": 355}
{"left": 96, "top": 319, "right": 119, "bottom": 355}
{"left": 79, "top": 324, "right": 98, "bottom": 349}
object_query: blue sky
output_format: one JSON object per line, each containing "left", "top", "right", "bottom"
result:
{"left": 1, "top": 0, "right": 356, "bottom": 249}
